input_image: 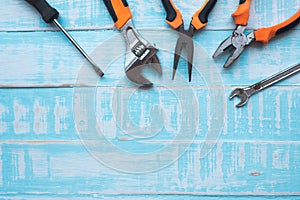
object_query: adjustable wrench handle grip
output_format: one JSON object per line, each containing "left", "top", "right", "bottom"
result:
{"left": 191, "top": 0, "right": 217, "bottom": 30}
{"left": 232, "top": 0, "right": 251, "bottom": 26}
{"left": 103, "top": 0, "right": 132, "bottom": 29}
{"left": 24, "top": 0, "right": 59, "bottom": 23}
{"left": 254, "top": 10, "right": 300, "bottom": 44}
{"left": 161, "top": 0, "right": 183, "bottom": 29}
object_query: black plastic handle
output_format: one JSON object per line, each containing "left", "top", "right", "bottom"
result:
{"left": 161, "top": 0, "right": 183, "bottom": 29}
{"left": 191, "top": 0, "right": 217, "bottom": 30}
{"left": 197, "top": 0, "right": 217, "bottom": 24}
{"left": 24, "top": 0, "right": 59, "bottom": 23}
{"left": 161, "top": 0, "right": 176, "bottom": 22}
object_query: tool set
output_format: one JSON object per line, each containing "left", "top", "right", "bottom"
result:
{"left": 23, "top": 0, "right": 300, "bottom": 107}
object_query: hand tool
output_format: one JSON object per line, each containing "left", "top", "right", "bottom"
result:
{"left": 230, "top": 63, "right": 300, "bottom": 107}
{"left": 103, "top": 0, "right": 162, "bottom": 87}
{"left": 162, "top": 0, "right": 217, "bottom": 82}
{"left": 213, "top": 0, "right": 300, "bottom": 68}
{"left": 24, "top": 0, "right": 104, "bottom": 77}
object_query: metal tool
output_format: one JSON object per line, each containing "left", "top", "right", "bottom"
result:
{"left": 24, "top": 0, "right": 104, "bottom": 77}
{"left": 213, "top": 0, "right": 300, "bottom": 68}
{"left": 103, "top": 0, "right": 162, "bottom": 87}
{"left": 162, "top": 0, "right": 217, "bottom": 82}
{"left": 230, "top": 63, "right": 300, "bottom": 107}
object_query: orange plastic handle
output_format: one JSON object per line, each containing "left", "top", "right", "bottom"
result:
{"left": 103, "top": 0, "right": 132, "bottom": 29}
{"left": 232, "top": 0, "right": 251, "bottom": 26}
{"left": 191, "top": 0, "right": 217, "bottom": 30}
{"left": 254, "top": 10, "right": 300, "bottom": 44}
{"left": 161, "top": 0, "right": 183, "bottom": 29}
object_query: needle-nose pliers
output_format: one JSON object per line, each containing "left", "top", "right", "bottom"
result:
{"left": 161, "top": 0, "right": 217, "bottom": 82}
{"left": 213, "top": 0, "right": 300, "bottom": 68}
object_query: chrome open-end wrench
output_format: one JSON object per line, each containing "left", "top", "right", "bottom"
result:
{"left": 230, "top": 63, "right": 300, "bottom": 107}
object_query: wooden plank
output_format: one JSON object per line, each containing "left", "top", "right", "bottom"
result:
{"left": 0, "top": 141, "right": 299, "bottom": 194}
{"left": 0, "top": 195, "right": 297, "bottom": 200}
{"left": 1, "top": 0, "right": 299, "bottom": 31}
{"left": 0, "top": 87, "right": 299, "bottom": 141}
{"left": 0, "top": 30, "right": 299, "bottom": 87}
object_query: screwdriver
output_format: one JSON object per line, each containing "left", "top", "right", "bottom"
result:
{"left": 24, "top": 0, "right": 104, "bottom": 77}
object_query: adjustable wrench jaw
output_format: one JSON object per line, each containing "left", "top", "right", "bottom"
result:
{"left": 121, "top": 19, "right": 162, "bottom": 86}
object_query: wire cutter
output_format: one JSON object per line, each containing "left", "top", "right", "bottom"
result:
{"left": 213, "top": 0, "right": 300, "bottom": 68}
{"left": 161, "top": 0, "right": 217, "bottom": 82}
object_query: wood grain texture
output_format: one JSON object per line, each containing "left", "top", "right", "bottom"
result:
{"left": 0, "top": 0, "right": 300, "bottom": 198}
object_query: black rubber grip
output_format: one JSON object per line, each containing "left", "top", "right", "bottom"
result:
{"left": 276, "top": 15, "right": 300, "bottom": 36}
{"left": 198, "top": 0, "right": 217, "bottom": 24}
{"left": 25, "top": 0, "right": 59, "bottom": 23}
{"left": 161, "top": 0, "right": 177, "bottom": 22}
{"left": 103, "top": 0, "right": 129, "bottom": 23}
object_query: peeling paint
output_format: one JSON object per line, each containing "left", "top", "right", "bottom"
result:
{"left": 0, "top": 103, "right": 7, "bottom": 133}
{"left": 250, "top": 171, "right": 263, "bottom": 176}
{"left": 54, "top": 96, "right": 68, "bottom": 134}
{"left": 13, "top": 100, "right": 30, "bottom": 134}
{"left": 33, "top": 100, "right": 49, "bottom": 134}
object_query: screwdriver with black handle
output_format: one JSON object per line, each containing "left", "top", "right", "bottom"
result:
{"left": 24, "top": 0, "right": 104, "bottom": 77}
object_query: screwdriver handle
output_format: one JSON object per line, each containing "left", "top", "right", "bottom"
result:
{"left": 254, "top": 10, "right": 300, "bottom": 44}
{"left": 191, "top": 0, "right": 217, "bottom": 30}
{"left": 232, "top": 0, "right": 251, "bottom": 26}
{"left": 103, "top": 0, "right": 132, "bottom": 29}
{"left": 24, "top": 0, "right": 59, "bottom": 23}
{"left": 161, "top": 0, "right": 183, "bottom": 29}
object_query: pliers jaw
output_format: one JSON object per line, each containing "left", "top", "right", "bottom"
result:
{"left": 172, "top": 24, "right": 195, "bottom": 82}
{"left": 213, "top": 25, "right": 255, "bottom": 68}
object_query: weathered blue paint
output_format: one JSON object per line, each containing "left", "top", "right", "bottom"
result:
{"left": 0, "top": 0, "right": 299, "bottom": 198}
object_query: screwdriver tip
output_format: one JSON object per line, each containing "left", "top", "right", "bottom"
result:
{"left": 92, "top": 65, "right": 104, "bottom": 77}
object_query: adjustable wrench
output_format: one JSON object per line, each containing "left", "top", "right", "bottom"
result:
{"left": 103, "top": 0, "right": 162, "bottom": 87}
{"left": 230, "top": 63, "right": 300, "bottom": 107}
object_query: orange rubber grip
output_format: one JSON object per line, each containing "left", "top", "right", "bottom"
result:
{"left": 103, "top": 0, "right": 132, "bottom": 29}
{"left": 161, "top": 0, "right": 183, "bottom": 29}
{"left": 232, "top": 0, "right": 251, "bottom": 26}
{"left": 191, "top": 0, "right": 217, "bottom": 30}
{"left": 254, "top": 10, "right": 300, "bottom": 44}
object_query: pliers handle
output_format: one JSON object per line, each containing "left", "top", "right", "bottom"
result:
{"left": 162, "top": 0, "right": 217, "bottom": 30}
{"left": 232, "top": 0, "right": 251, "bottom": 26}
{"left": 103, "top": 0, "right": 132, "bottom": 29}
{"left": 254, "top": 10, "right": 300, "bottom": 44}
{"left": 232, "top": 0, "right": 300, "bottom": 44}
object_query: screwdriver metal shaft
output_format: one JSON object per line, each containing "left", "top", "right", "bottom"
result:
{"left": 53, "top": 19, "right": 104, "bottom": 77}
{"left": 24, "top": 0, "right": 104, "bottom": 77}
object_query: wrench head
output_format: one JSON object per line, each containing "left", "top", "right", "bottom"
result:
{"left": 229, "top": 88, "right": 249, "bottom": 108}
{"left": 122, "top": 20, "right": 162, "bottom": 87}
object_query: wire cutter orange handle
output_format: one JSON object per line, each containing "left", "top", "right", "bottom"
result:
{"left": 232, "top": 0, "right": 251, "bottom": 26}
{"left": 254, "top": 10, "right": 300, "bottom": 44}
{"left": 103, "top": 0, "right": 132, "bottom": 29}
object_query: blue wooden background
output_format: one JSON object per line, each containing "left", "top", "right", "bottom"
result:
{"left": 0, "top": 0, "right": 300, "bottom": 199}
